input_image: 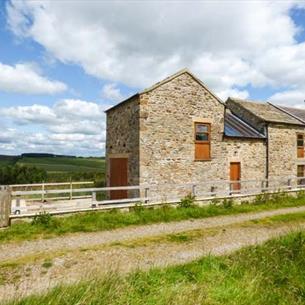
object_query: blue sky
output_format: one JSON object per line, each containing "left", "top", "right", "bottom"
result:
{"left": 0, "top": 0, "right": 305, "bottom": 156}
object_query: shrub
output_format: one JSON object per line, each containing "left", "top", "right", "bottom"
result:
{"left": 297, "top": 190, "right": 305, "bottom": 199}
{"left": 0, "top": 164, "right": 47, "bottom": 185}
{"left": 210, "top": 198, "right": 221, "bottom": 206}
{"left": 253, "top": 193, "right": 270, "bottom": 205}
{"left": 222, "top": 198, "right": 234, "bottom": 209}
{"left": 179, "top": 193, "right": 195, "bottom": 208}
{"left": 132, "top": 202, "right": 145, "bottom": 213}
{"left": 32, "top": 212, "right": 57, "bottom": 228}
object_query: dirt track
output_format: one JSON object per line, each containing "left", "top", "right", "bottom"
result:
{"left": 1, "top": 205, "right": 305, "bottom": 302}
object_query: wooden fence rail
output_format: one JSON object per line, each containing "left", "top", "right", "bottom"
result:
{"left": 1, "top": 175, "right": 305, "bottom": 226}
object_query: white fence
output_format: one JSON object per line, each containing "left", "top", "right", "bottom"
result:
{"left": 5, "top": 175, "right": 305, "bottom": 220}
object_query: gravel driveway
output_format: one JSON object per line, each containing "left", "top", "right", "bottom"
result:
{"left": 1, "top": 205, "right": 305, "bottom": 262}
{"left": 1, "top": 205, "right": 305, "bottom": 302}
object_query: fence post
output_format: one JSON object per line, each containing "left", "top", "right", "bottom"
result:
{"left": 261, "top": 180, "right": 265, "bottom": 192}
{"left": 0, "top": 186, "right": 11, "bottom": 228}
{"left": 211, "top": 186, "right": 216, "bottom": 196}
{"left": 92, "top": 191, "right": 96, "bottom": 201}
{"left": 192, "top": 184, "right": 196, "bottom": 197}
{"left": 42, "top": 181, "right": 45, "bottom": 202}
{"left": 288, "top": 178, "right": 292, "bottom": 190}
{"left": 70, "top": 180, "right": 73, "bottom": 200}
{"left": 144, "top": 187, "right": 149, "bottom": 203}
{"left": 229, "top": 181, "right": 232, "bottom": 195}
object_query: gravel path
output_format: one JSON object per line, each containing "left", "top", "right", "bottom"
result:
{"left": 0, "top": 221, "right": 304, "bottom": 302}
{"left": 1, "top": 205, "right": 305, "bottom": 262}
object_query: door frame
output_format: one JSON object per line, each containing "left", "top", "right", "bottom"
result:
{"left": 109, "top": 156, "right": 128, "bottom": 200}
{"left": 230, "top": 161, "right": 241, "bottom": 193}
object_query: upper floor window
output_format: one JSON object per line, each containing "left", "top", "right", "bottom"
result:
{"left": 194, "top": 122, "right": 211, "bottom": 160}
{"left": 297, "top": 134, "right": 304, "bottom": 158}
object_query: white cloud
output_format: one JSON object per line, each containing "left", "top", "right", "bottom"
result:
{"left": 6, "top": 0, "right": 305, "bottom": 102}
{"left": 0, "top": 104, "right": 57, "bottom": 124}
{"left": 269, "top": 89, "right": 305, "bottom": 108}
{"left": 101, "top": 83, "right": 124, "bottom": 102}
{"left": 0, "top": 99, "right": 106, "bottom": 156}
{"left": 0, "top": 62, "right": 67, "bottom": 94}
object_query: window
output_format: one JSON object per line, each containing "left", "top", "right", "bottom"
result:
{"left": 194, "top": 122, "right": 211, "bottom": 160}
{"left": 297, "top": 165, "right": 305, "bottom": 186}
{"left": 297, "top": 134, "right": 304, "bottom": 158}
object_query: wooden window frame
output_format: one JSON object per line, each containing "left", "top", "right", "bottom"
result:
{"left": 194, "top": 122, "right": 211, "bottom": 161}
{"left": 297, "top": 133, "right": 304, "bottom": 158}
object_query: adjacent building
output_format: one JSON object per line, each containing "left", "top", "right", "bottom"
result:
{"left": 105, "top": 69, "right": 305, "bottom": 199}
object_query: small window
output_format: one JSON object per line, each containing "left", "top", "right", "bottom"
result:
{"left": 297, "top": 165, "right": 305, "bottom": 185}
{"left": 194, "top": 122, "right": 211, "bottom": 160}
{"left": 297, "top": 134, "right": 304, "bottom": 158}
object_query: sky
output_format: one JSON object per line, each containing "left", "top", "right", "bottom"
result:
{"left": 1, "top": 0, "right": 305, "bottom": 156}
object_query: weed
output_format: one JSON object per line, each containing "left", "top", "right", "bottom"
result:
{"left": 131, "top": 203, "right": 145, "bottom": 213}
{"left": 41, "top": 260, "right": 53, "bottom": 269}
{"left": 222, "top": 198, "right": 234, "bottom": 209}
{"left": 167, "top": 233, "right": 191, "bottom": 243}
{"left": 210, "top": 198, "right": 221, "bottom": 206}
{"left": 32, "top": 212, "right": 57, "bottom": 228}
{"left": 179, "top": 193, "right": 195, "bottom": 208}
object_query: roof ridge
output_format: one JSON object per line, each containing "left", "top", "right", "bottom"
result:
{"left": 268, "top": 102, "right": 305, "bottom": 124}
{"left": 228, "top": 97, "right": 269, "bottom": 105}
{"left": 141, "top": 68, "right": 225, "bottom": 105}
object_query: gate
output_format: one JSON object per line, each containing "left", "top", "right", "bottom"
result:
{"left": 0, "top": 186, "right": 11, "bottom": 227}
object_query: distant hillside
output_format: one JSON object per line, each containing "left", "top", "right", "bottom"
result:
{"left": 0, "top": 154, "right": 105, "bottom": 182}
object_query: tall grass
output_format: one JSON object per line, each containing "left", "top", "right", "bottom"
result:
{"left": 2, "top": 191, "right": 305, "bottom": 244}
{"left": 6, "top": 231, "right": 305, "bottom": 305}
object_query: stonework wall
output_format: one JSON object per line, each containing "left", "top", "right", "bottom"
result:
{"left": 268, "top": 124, "right": 305, "bottom": 183}
{"left": 223, "top": 138, "right": 266, "bottom": 191}
{"left": 138, "top": 72, "right": 266, "bottom": 198}
{"left": 106, "top": 97, "right": 140, "bottom": 187}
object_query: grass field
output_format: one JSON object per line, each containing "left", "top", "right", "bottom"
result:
{"left": 0, "top": 154, "right": 105, "bottom": 182}
{"left": 16, "top": 156, "right": 105, "bottom": 174}
{"left": 2, "top": 191, "right": 305, "bottom": 244}
{"left": 5, "top": 230, "right": 305, "bottom": 305}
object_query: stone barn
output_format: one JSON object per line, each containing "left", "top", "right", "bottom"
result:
{"left": 105, "top": 69, "right": 305, "bottom": 199}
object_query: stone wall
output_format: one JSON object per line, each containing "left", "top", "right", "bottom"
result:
{"left": 222, "top": 138, "right": 266, "bottom": 192}
{"left": 106, "top": 96, "right": 140, "bottom": 188}
{"left": 268, "top": 124, "right": 305, "bottom": 185}
{"left": 138, "top": 72, "right": 266, "bottom": 200}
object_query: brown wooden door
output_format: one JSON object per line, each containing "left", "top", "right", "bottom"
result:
{"left": 230, "top": 162, "right": 241, "bottom": 191}
{"left": 110, "top": 158, "right": 128, "bottom": 200}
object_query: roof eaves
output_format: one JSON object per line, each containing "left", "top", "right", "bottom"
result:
{"left": 104, "top": 93, "right": 139, "bottom": 113}
{"left": 224, "top": 135, "right": 266, "bottom": 140}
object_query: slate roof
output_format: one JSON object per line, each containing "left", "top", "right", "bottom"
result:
{"left": 224, "top": 111, "right": 265, "bottom": 139}
{"left": 227, "top": 98, "right": 303, "bottom": 126}
{"left": 270, "top": 104, "right": 305, "bottom": 124}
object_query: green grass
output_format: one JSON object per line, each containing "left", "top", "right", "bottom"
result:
{"left": 6, "top": 231, "right": 305, "bottom": 305}
{"left": 251, "top": 211, "right": 305, "bottom": 225}
{"left": 0, "top": 154, "right": 106, "bottom": 183}
{"left": 16, "top": 156, "right": 105, "bottom": 174}
{"left": 2, "top": 192, "right": 305, "bottom": 244}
